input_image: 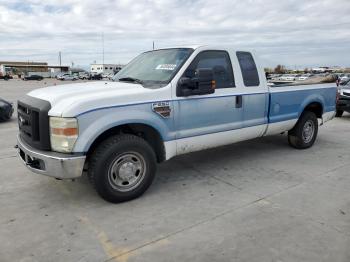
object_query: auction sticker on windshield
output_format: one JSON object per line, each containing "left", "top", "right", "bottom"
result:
{"left": 155, "top": 64, "right": 177, "bottom": 70}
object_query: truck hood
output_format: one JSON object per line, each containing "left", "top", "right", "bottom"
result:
{"left": 27, "top": 81, "right": 168, "bottom": 117}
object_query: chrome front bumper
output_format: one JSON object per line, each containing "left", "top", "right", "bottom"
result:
{"left": 17, "top": 135, "right": 86, "bottom": 179}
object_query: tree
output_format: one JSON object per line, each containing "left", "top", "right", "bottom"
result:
{"left": 274, "top": 65, "right": 286, "bottom": 74}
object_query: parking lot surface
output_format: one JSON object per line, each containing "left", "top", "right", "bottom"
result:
{"left": 1, "top": 79, "right": 350, "bottom": 262}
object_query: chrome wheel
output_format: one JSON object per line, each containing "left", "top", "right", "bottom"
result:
{"left": 302, "top": 120, "right": 315, "bottom": 143}
{"left": 108, "top": 152, "right": 146, "bottom": 192}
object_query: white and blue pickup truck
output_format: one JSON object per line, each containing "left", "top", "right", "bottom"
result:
{"left": 17, "top": 46, "right": 336, "bottom": 203}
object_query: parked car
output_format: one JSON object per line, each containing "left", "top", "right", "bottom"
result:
{"left": 340, "top": 75, "right": 350, "bottom": 85}
{"left": 16, "top": 46, "right": 337, "bottom": 203}
{"left": 56, "top": 73, "right": 67, "bottom": 80}
{"left": 101, "top": 73, "right": 110, "bottom": 78}
{"left": 79, "top": 72, "right": 90, "bottom": 80}
{"left": 23, "top": 75, "right": 43, "bottom": 81}
{"left": 0, "top": 98, "right": 14, "bottom": 122}
{"left": 279, "top": 74, "right": 299, "bottom": 81}
{"left": 340, "top": 79, "right": 350, "bottom": 86}
{"left": 108, "top": 73, "right": 116, "bottom": 80}
{"left": 340, "top": 74, "right": 350, "bottom": 82}
{"left": 336, "top": 82, "right": 350, "bottom": 117}
{"left": 102, "top": 73, "right": 115, "bottom": 80}
{"left": 61, "top": 74, "right": 78, "bottom": 81}
{"left": 88, "top": 73, "right": 103, "bottom": 80}
{"left": 298, "top": 74, "right": 314, "bottom": 81}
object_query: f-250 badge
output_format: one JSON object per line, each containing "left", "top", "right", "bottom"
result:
{"left": 152, "top": 102, "right": 171, "bottom": 118}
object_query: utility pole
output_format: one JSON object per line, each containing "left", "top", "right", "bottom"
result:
{"left": 58, "top": 51, "right": 62, "bottom": 67}
{"left": 153, "top": 41, "right": 155, "bottom": 50}
{"left": 102, "top": 32, "right": 105, "bottom": 65}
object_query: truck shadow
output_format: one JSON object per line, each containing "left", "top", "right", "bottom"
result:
{"left": 56, "top": 134, "right": 294, "bottom": 205}
{"left": 156, "top": 134, "right": 291, "bottom": 184}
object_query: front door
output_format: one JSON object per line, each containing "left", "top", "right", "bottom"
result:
{"left": 173, "top": 50, "right": 244, "bottom": 154}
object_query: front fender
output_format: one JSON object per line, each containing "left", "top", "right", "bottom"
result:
{"left": 73, "top": 103, "right": 175, "bottom": 153}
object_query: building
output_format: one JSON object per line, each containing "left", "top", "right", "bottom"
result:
{"left": 311, "top": 66, "right": 345, "bottom": 73}
{"left": 0, "top": 61, "right": 69, "bottom": 77}
{"left": 90, "top": 64, "right": 123, "bottom": 75}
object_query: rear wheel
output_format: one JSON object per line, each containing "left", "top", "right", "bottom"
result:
{"left": 288, "top": 111, "right": 318, "bottom": 149}
{"left": 88, "top": 134, "right": 157, "bottom": 203}
{"left": 335, "top": 110, "right": 344, "bottom": 117}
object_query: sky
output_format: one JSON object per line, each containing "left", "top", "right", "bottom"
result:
{"left": 0, "top": 0, "right": 349, "bottom": 69}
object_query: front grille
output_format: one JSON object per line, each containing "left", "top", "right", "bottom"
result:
{"left": 18, "top": 103, "right": 36, "bottom": 139}
{"left": 17, "top": 96, "right": 51, "bottom": 151}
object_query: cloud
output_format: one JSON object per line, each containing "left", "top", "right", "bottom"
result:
{"left": 0, "top": 0, "right": 349, "bottom": 68}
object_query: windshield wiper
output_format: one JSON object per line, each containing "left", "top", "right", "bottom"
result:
{"left": 118, "top": 77, "right": 144, "bottom": 85}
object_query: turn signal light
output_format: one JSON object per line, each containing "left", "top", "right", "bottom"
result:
{"left": 51, "top": 127, "right": 78, "bottom": 136}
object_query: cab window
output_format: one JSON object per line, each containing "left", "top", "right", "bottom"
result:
{"left": 184, "top": 51, "right": 235, "bottom": 88}
{"left": 236, "top": 51, "right": 260, "bottom": 87}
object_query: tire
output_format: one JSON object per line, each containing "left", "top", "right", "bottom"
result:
{"left": 88, "top": 134, "right": 157, "bottom": 203}
{"left": 335, "top": 110, "right": 343, "bottom": 117}
{"left": 288, "top": 111, "right": 318, "bottom": 149}
{"left": 4, "top": 110, "right": 12, "bottom": 120}
{"left": 0, "top": 109, "right": 11, "bottom": 122}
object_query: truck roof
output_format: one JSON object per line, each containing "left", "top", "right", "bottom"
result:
{"left": 153, "top": 45, "right": 253, "bottom": 53}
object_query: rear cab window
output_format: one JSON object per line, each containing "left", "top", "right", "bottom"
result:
{"left": 236, "top": 51, "right": 260, "bottom": 87}
{"left": 183, "top": 50, "right": 235, "bottom": 89}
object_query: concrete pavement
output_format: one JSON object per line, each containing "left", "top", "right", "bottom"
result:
{"left": 0, "top": 79, "right": 349, "bottom": 262}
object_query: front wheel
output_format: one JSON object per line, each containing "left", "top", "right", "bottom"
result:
{"left": 288, "top": 111, "right": 318, "bottom": 149}
{"left": 88, "top": 134, "right": 157, "bottom": 203}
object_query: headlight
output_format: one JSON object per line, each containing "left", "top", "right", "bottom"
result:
{"left": 50, "top": 117, "right": 78, "bottom": 153}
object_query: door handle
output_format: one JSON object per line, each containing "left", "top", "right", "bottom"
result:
{"left": 235, "top": 95, "right": 243, "bottom": 108}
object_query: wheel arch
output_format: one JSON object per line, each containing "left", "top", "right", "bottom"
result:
{"left": 302, "top": 101, "right": 323, "bottom": 118}
{"left": 86, "top": 123, "right": 166, "bottom": 163}
{"left": 299, "top": 94, "right": 325, "bottom": 119}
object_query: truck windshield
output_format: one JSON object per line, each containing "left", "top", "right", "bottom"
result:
{"left": 113, "top": 48, "right": 193, "bottom": 88}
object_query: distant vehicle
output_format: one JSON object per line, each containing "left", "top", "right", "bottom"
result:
{"left": 89, "top": 73, "right": 103, "bottom": 80}
{"left": 279, "top": 74, "right": 299, "bottom": 81}
{"left": 56, "top": 73, "right": 69, "bottom": 80}
{"left": 0, "top": 74, "right": 12, "bottom": 81}
{"left": 340, "top": 79, "right": 350, "bottom": 86}
{"left": 298, "top": 74, "right": 313, "bottom": 81}
{"left": 0, "top": 98, "right": 14, "bottom": 122}
{"left": 101, "top": 73, "right": 110, "bottom": 78}
{"left": 56, "top": 73, "right": 64, "bottom": 79}
{"left": 23, "top": 75, "right": 43, "bottom": 81}
{"left": 340, "top": 74, "right": 350, "bottom": 84}
{"left": 340, "top": 74, "right": 349, "bottom": 81}
{"left": 61, "top": 74, "right": 78, "bottom": 81}
{"left": 336, "top": 82, "right": 350, "bottom": 117}
{"left": 102, "top": 73, "right": 115, "bottom": 80}
{"left": 108, "top": 73, "right": 115, "bottom": 80}
{"left": 79, "top": 72, "right": 90, "bottom": 80}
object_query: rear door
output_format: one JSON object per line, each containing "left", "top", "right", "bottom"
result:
{"left": 235, "top": 51, "right": 269, "bottom": 137}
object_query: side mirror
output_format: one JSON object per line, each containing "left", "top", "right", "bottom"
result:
{"left": 177, "top": 68, "right": 216, "bottom": 97}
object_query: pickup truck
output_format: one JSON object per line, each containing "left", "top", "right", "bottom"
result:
{"left": 16, "top": 46, "right": 337, "bottom": 203}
